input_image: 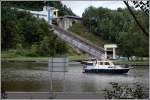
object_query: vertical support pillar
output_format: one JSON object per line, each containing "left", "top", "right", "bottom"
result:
{"left": 48, "top": 9, "right": 52, "bottom": 24}
{"left": 105, "top": 51, "right": 107, "bottom": 59}
{"left": 113, "top": 48, "right": 116, "bottom": 59}
{"left": 48, "top": 57, "right": 53, "bottom": 97}
{"left": 62, "top": 18, "right": 64, "bottom": 29}
{"left": 48, "top": 8, "right": 54, "bottom": 25}
{"left": 50, "top": 58, "right": 53, "bottom": 92}
{"left": 64, "top": 18, "right": 67, "bottom": 30}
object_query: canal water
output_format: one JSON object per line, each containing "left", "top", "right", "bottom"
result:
{"left": 2, "top": 61, "right": 149, "bottom": 92}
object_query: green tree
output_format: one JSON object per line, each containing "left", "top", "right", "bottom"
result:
{"left": 82, "top": 6, "right": 148, "bottom": 57}
{"left": 1, "top": 2, "right": 70, "bottom": 57}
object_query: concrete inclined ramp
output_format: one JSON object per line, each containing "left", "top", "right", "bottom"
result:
{"left": 51, "top": 25, "right": 105, "bottom": 59}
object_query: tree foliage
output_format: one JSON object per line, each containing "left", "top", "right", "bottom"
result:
{"left": 1, "top": 1, "right": 75, "bottom": 16}
{"left": 82, "top": 6, "right": 149, "bottom": 57}
{"left": 1, "top": 2, "right": 70, "bottom": 57}
{"left": 104, "top": 82, "right": 149, "bottom": 99}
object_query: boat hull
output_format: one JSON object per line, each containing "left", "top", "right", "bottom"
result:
{"left": 84, "top": 69, "right": 129, "bottom": 74}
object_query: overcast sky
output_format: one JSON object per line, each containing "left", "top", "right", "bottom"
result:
{"left": 61, "top": 1, "right": 127, "bottom": 17}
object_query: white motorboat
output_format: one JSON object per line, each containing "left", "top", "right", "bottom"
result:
{"left": 82, "top": 60, "right": 130, "bottom": 73}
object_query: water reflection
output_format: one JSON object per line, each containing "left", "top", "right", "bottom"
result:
{"left": 2, "top": 81, "right": 43, "bottom": 91}
{"left": 1, "top": 61, "right": 149, "bottom": 92}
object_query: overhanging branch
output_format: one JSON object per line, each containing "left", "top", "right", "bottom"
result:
{"left": 123, "top": 1, "right": 149, "bottom": 37}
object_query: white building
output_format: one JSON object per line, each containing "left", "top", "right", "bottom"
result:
{"left": 14, "top": 6, "right": 59, "bottom": 24}
{"left": 104, "top": 44, "right": 117, "bottom": 59}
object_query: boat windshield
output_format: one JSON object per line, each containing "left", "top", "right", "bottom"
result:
{"left": 105, "top": 62, "right": 110, "bottom": 65}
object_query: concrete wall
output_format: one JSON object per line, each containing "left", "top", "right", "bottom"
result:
{"left": 57, "top": 18, "right": 80, "bottom": 30}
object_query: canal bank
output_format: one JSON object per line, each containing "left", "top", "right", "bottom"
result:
{"left": 2, "top": 56, "right": 149, "bottom": 66}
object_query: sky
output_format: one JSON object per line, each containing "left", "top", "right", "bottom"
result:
{"left": 61, "top": 1, "right": 127, "bottom": 17}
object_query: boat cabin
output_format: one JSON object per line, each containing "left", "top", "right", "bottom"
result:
{"left": 96, "top": 61, "right": 114, "bottom": 66}
{"left": 84, "top": 60, "right": 114, "bottom": 66}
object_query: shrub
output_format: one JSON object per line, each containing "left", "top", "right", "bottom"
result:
{"left": 103, "top": 82, "right": 149, "bottom": 99}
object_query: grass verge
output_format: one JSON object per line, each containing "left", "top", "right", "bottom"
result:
{"left": 68, "top": 22, "right": 108, "bottom": 47}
